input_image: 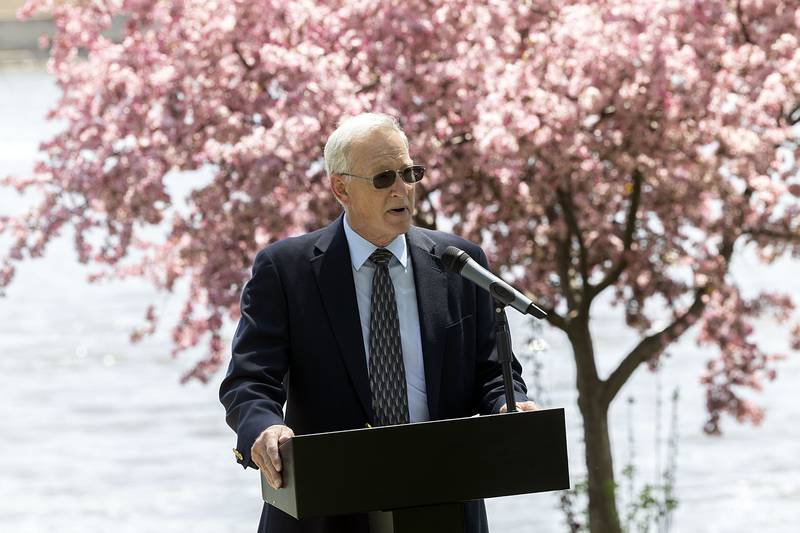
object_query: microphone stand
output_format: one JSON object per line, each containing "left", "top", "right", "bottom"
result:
{"left": 492, "top": 297, "right": 517, "bottom": 414}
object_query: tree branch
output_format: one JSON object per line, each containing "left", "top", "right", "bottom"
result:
{"left": 232, "top": 41, "right": 271, "bottom": 96}
{"left": 735, "top": 0, "right": 754, "bottom": 44}
{"left": 445, "top": 131, "right": 474, "bottom": 147}
{"left": 556, "top": 185, "right": 590, "bottom": 305}
{"left": 602, "top": 207, "right": 743, "bottom": 406}
{"left": 413, "top": 183, "right": 439, "bottom": 230}
{"left": 232, "top": 41, "right": 255, "bottom": 71}
{"left": 539, "top": 304, "right": 568, "bottom": 330}
{"left": 546, "top": 204, "right": 578, "bottom": 312}
{"left": 602, "top": 286, "right": 708, "bottom": 406}
{"left": 744, "top": 228, "right": 800, "bottom": 243}
{"left": 589, "top": 169, "right": 643, "bottom": 297}
{"left": 787, "top": 103, "right": 800, "bottom": 126}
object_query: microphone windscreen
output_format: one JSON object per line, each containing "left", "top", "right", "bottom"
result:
{"left": 441, "top": 246, "right": 469, "bottom": 273}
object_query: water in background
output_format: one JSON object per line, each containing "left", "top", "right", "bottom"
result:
{"left": 1, "top": 70, "right": 798, "bottom": 533}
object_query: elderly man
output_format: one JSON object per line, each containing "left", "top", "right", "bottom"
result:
{"left": 220, "top": 113, "right": 537, "bottom": 533}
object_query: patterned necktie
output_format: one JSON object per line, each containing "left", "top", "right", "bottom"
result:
{"left": 368, "top": 248, "right": 410, "bottom": 426}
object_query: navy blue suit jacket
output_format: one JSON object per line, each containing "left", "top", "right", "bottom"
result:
{"left": 220, "top": 215, "right": 529, "bottom": 533}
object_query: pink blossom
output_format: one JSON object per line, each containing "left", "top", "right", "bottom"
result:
{"left": 3, "top": 0, "right": 798, "bottom": 436}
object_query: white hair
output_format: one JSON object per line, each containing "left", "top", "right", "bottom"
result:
{"left": 323, "top": 113, "right": 409, "bottom": 177}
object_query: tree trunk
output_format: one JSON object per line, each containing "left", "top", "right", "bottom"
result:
{"left": 581, "top": 400, "right": 621, "bottom": 533}
{"left": 568, "top": 321, "right": 622, "bottom": 533}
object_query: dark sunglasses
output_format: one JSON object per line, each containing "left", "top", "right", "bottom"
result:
{"left": 339, "top": 165, "right": 425, "bottom": 189}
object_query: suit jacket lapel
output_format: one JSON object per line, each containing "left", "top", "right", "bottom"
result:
{"left": 310, "top": 216, "right": 374, "bottom": 423}
{"left": 407, "top": 227, "right": 448, "bottom": 420}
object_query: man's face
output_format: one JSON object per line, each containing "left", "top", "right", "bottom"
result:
{"left": 331, "top": 127, "right": 415, "bottom": 246}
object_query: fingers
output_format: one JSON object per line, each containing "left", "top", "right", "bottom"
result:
{"left": 278, "top": 426, "right": 294, "bottom": 445}
{"left": 500, "top": 401, "right": 540, "bottom": 413}
{"left": 268, "top": 426, "right": 296, "bottom": 473}
{"left": 252, "top": 425, "right": 294, "bottom": 490}
{"left": 267, "top": 435, "right": 282, "bottom": 473}
{"left": 250, "top": 439, "right": 277, "bottom": 488}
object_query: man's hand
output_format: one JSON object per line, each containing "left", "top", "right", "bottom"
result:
{"left": 499, "top": 400, "right": 540, "bottom": 413}
{"left": 251, "top": 424, "right": 295, "bottom": 489}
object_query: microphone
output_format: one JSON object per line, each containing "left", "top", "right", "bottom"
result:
{"left": 440, "top": 246, "right": 547, "bottom": 319}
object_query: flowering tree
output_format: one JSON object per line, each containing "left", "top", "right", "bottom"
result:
{"left": 4, "top": 1, "right": 800, "bottom": 531}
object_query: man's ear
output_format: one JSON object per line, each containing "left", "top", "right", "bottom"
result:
{"left": 330, "top": 175, "right": 349, "bottom": 206}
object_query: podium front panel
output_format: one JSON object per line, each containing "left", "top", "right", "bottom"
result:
{"left": 262, "top": 408, "right": 569, "bottom": 519}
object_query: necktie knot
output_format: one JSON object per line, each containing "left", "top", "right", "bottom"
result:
{"left": 369, "top": 248, "right": 393, "bottom": 266}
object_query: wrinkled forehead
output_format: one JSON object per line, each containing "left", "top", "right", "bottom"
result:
{"left": 349, "top": 128, "right": 412, "bottom": 175}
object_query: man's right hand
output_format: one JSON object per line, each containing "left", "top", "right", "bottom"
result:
{"left": 251, "top": 424, "right": 295, "bottom": 489}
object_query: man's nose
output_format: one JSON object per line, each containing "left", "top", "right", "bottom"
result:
{"left": 389, "top": 171, "right": 411, "bottom": 195}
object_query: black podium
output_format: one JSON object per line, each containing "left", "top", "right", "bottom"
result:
{"left": 261, "top": 408, "right": 570, "bottom": 532}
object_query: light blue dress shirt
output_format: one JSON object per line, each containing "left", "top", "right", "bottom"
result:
{"left": 342, "top": 215, "right": 430, "bottom": 423}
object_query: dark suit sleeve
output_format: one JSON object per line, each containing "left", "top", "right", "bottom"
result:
{"left": 472, "top": 247, "right": 530, "bottom": 415}
{"left": 219, "top": 248, "right": 289, "bottom": 469}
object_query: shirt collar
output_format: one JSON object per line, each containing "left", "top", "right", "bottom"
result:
{"left": 342, "top": 214, "right": 408, "bottom": 270}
